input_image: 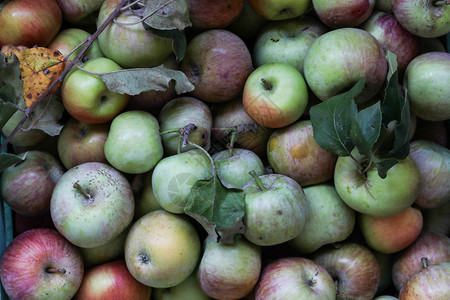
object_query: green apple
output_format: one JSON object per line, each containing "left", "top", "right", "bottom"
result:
{"left": 253, "top": 15, "right": 327, "bottom": 74}
{"left": 104, "top": 110, "right": 163, "bottom": 174}
{"left": 61, "top": 57, "right": 130, "bottom": 124}
{"left": 131, "top": 171, "right": 163, "bottom": 220}
{"left": 124, "top": 210, "right": 201, "bottom": 288}
{"left": 289, "top": 184, "right": 355, "bottom": 254}
{"left": 248, "top": 0, "right": 312, "bottom": 20}
{"left": 226, "top": 0, "right": 267, "bottom": 42}
{"left": 152, "top": 272, "right": 211, "bottom": 300}
{"left": 96, "top": 0, "right": 173, "bottom": 68}
{"left": 152, "top": 149, "right": 213, "bottom": 214}
{"left": 334, "top": 149, "right": 421, "bottom": 217}
{"left": 243, "top": 62, "right": 308, "bottom": 128}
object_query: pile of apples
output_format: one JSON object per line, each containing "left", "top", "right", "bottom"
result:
{"left": 0, "top": 0, "right": 449, "bottom": 299}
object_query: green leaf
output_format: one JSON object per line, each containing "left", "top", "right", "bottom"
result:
{"left": 142, "top": 0, "right": 191, "bottom": 31}
{"left": 0, "top": 86, "right": 18, "bottom": 130}
{"left": 0, "top": 52, "right": 23, "bottom": 105}
{"left": 0, "top": 152, "right": 27, "bottom": 172}
{"left": 372, "top": 156, "right": 398, "bottom": 179}
{"left": 184, "top": 175, "right": 246, "bottom": 244}
{"left": 95, "top": 65, "right": 194, "bottom": 96}
{"left": 144, "top": 24, "right": 187, "bottom": 62}
{"left": 310, "top": 78, "right": 365, "bottom": 156}
{"left": 350, "top": 101, "right": 382, "bottom": 158}
{"left": 23, "top": 95, "right": 64, "bottom": 136}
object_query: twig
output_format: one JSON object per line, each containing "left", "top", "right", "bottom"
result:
{"left": 113, "top": 0, "right": 175, "bottom": 26}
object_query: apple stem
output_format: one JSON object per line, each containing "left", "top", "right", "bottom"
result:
{"left": 261, "top": 78, "right": 273, "bottom": 91}
{"left": 421, "top": 257, "right": 429, "bottom": 269}
{"left": 160, "top": 123, "right": 198, "bottom": 154}
{"left": 249, "top": 170, "right": 266, "bottom": 191}
{"left": 46, "top": 267, "right": 66, "bottom": 274}
{"left": 73, "top": 181, "right": 92, "bottom": 201}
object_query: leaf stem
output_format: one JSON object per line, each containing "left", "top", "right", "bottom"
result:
{"left": 188, "top": 142, "right": 217, "bottom": 203}
{"left": 249, "top": 170, "right": 266, "bottom": 191}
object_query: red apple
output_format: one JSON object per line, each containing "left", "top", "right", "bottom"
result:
{"left": 0, "top": 228, "right": 84, "bottom": 299}
{"left": 75, "top": 259, "right": 152, "bottom": 299}
{"left": 0, "top": 0, "right": 62, "bottom": 47}
{"left": 188, "top": 0, "right": 244, "bottom": 30}
{"left": 57, "top": 0, "right": 105, "bottom": 24}
{"left": 313, "top": 0, "right": 375, "bottom": 28}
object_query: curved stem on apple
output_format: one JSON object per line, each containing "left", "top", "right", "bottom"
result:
{"left": 261, "top": 78, "right": 273, "bottom": 91}
{"left": 46, "top": 267, "right": 66, "bottom": 274}
{"left": 249, "top": 170, "right": 266, "bottom": 191}
{"left": 73, "top": 181, "right": 93, "bottom": 203}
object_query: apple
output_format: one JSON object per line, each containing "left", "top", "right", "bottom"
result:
{"left": 152, "top": 149, "right": 213, "bottom": 214}
{"left": 398, "top": 261, "right": 450, "bottom": 299}
{"left": 57, "top": 117, "right": 109, "bottom": 170}
{"left": 289, "top": 184, "right": 355, "bottom": 254}
{"left": 226, "top": 0, "right": 267, "bottom": 43}
{"left": 212, "top": 148, "right": 265, "bottom": 188}
{"left": 152, "top": 272, "right": 211, "bottom": 300}
{"left": 404, "top": 52, "right": 450, "bottom": 122}
{"left": 312, "top": 0, "right": 375, "bottom": 28}
{"left": 197, "top": 236, "right": 262, "bottom": 299}
{"left": 188, "top": 0, "right": 244, "bottom": 30}
{"left": 212, "top": 97, "right": 273, "bottom": 157}
{"left": 57, "top": 0, "right": 105, "bottom": 24}
{"left": 313, "top": 242, "right": 381, "bottom": 299}
{"left": 359, "top": 206, "right": 423, "bottom": 254}
{"left": 242, "top": 173, "right": 308, "bottom": 246}
{"left": 181, "top": 29, "right": 253, "bottom": 103}
{"left": 0, "top": 228, "right": 84, "bottom": 299}
{"left": 334, "top": 149, "right": 421, "bottom": 217}
{"left": 48, "top": 28, "right": 104, "bottom": 62}
{"left": 391, "top": 0, "right": 450, "bottom": 38}
{"left": 131, "top": 171, "right": 163, "bottom": 220}
{"left": 422, "top": 200, "right": 450, "bottom": 236}
{"left": 252, "top": 15, "right": 327, "bottom": 74}
{"left": 375, "top": 296, "right": 398, "bottom": 300}
{"left": 375, "top": 0, "right": 392, "bottom": 13}
{"left": 409, "top": 140, "right": 450, "bottom": 209}
{"left": 124, "top": 210, "right": 201, "bottom": 288}
{"left": 243, "top": 62, "right": 309, "bottom": 128}
{"left": 267, "top": 120, "right": 337, "bottom": 186}
{"left": 412, "top": 118, "right": 448, "bottom": 147}
{"left": 96, "top": 0, "right": 173, "bottom": 68}
{"left": 104, "top": 110, "right": 164, "bottom": 174}
{"left": 75, "top": 259, "right": 152, "bottom": 299}
{"left": 61, "top": 57, "right": 130, "bottom": 124}
{"left": 360, "top": 11, "right": 420, "bottom": 73}
{"left": 255, "top": 257, "right": 336, "bottom": 299}
{"left": 0, "top": 0, "right": 62, "bottom": 47}
{"left": 1, "top": 150, "right": 65, "bottom": 216}
{"left": 248, "top": 0, "right": 312, "bottom": 21}
{"left": 303, "top": 27, "right": 387, "bottom": 103}
{"left": 391, "top": 232, "right": 450, "bottom": 291}
{"left": 159, "top": 97, "right": 212, "bottom": 155}
{"left": 50, "top": 162, "right": 134, "bottom": 248}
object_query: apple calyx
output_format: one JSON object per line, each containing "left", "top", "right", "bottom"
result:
{"left": 46, "top": 267, "right": 66, "bottom": 274}
{"left": 249, "top": 170, "right": 266, "bottom": 191}
{"left": 73, "top": 181, "right": 93, "bottom": 203}
{"left": 139, "top": 253, "right": 150, "bottom": 264}
{"left": 261, "top": 78, "right": 273, "bottom": 91}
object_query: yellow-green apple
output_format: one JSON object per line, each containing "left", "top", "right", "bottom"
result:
{"left": 334, "top": 149, "right": 421, "bottom": 217}
{"left": 152, "top": 272, "right": 211, "bottom": 300}
{"left": 78, "top": 227, "right": 129, "bottom": 268}
{"left": 188, "top": 0, "right": 244, "bottom": 30}
{"left": 0, "top": 0, "right": 62, "bottom": 47}
{"left": 226, "top": 0, "right": 267, "bottom": 43}
{"left": 255, "top": 257, "right": 336, "bottom": 299}
{"left": 131, "top": 171, "right": 163, "bottom": 220}
{"left": 197, "top": 236, "right": 261, "bottom": 299}
{"left": 412, "top": 118, "right": 448, "bottom": 147}
{"left": 159, "top": 97, "right": 212, "bottom": 155}
{"left": 252, "top": 15, "right": 327, "bottom": 74}
{"left": 409, "top": 140, "right": 450, "bottom": 209}
{"left": 361, "top": 11, "right": 420, "bottom": 74}
{"left": 48, "top": 28, "right": 104, "bottom": 62}
{"left": 57, "top": 0, "right": 105, "bottom": 24}
{"left": 392, "top": 232, "right": 450, "bottom": 291}
{"left": 75, "top": 259, "right": 152, "bottom": 300}
{"left": 313, "top": 242, "right": 381, "bottom": 299}
{"left": 104, "top": 110, "right": 163, "bottom": 174}
{"left": 61, "top": 57, "right": 130, "bottom": 124}
{"left": 1, "top": 150, "right": 64, "bottom": 216}
{"left": 399, "top": 261, "right": 450, "bottom": 299}
{"left": 312, "top": 0, "right": 375, "bottom": 28}
{"left": 212, "top": 148, "right": 265, "bottom": 188}
{"left": 96, "top": 0, "right": 173, "bottom": 68}
{"left": 57, "top": 117, "right": 109, "bottom": 170}
{"left": 267, "top": 120, "right": 337, "bottom": 186}
{"left": 0, "top": 228, "right": 84, "bottom": 299}
{"left": 289, "top": 184, "right": 355, "bottom": 254}
{"left": 243, "top": 62, "right": 308, "bottom": 128}
{"left": 303, "top": 28, "right": 387, "bottom": 103}
{"left": 391, "top": 0, "right": 450, "bottom": 38}
{"left": 212, "top": 97, "right": 273, "bottom": 157}
{"left": 359, "top": 206, "right": 423, "bottom": 254}
{"left": 404, "top": 52, "right": 450, "bottom": 121}
{"left": 242, "top": 173, "right": 308, "bottom": 246}
{"left": 248, "top": 0, "right": 312, "bottom": 21}
{"left": 124, "top": 210, "right": 201, "bottom": 288}
{"left": 50, "top": 162, "right": 134, "bottom": 248}
{"left": 422, "top": 200, "right": 450, "bottom": 236}
{"left": 375, "top": 0, "right": 392, "bottom": 13}
{"left": 181, "top": 29, "right": 253, "bottom": 103}
{"left": 151, "top": 149, "right": 213, "bottom": 214}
